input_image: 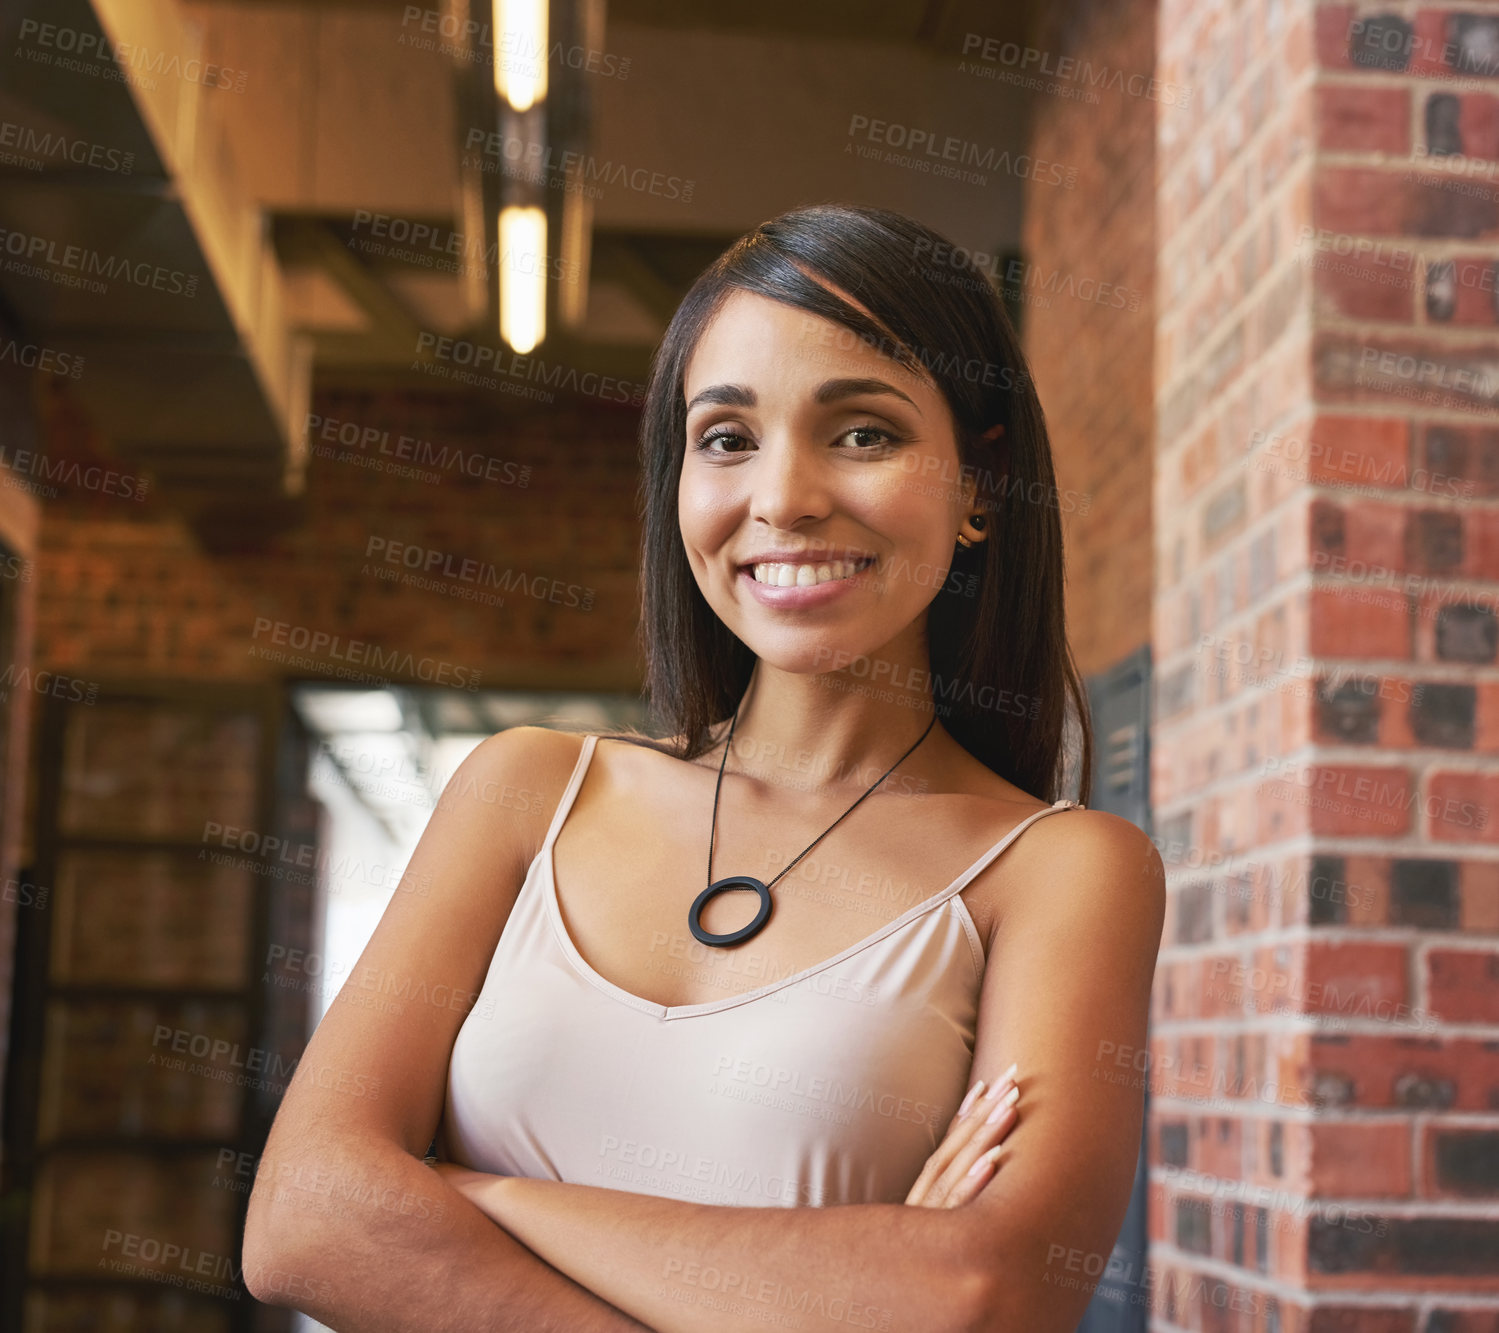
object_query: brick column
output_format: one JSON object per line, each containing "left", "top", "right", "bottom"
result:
{"left": 1153, "top": 0, "right": 1499, "bottom": 1327}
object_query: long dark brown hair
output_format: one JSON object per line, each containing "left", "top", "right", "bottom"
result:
{"left": 591, "top": 202, "right": 1092, "bottom": 804}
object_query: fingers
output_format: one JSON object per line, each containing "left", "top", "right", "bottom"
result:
{"left": 932, "top": 1080, "right": 1020, "bottom": 1204}
{"left": 906, "top": 1065, "right": 1021, "bottom": 1207}
{"left": 945, "top": 1065, "right": 1018, "bottom": 1156}
{"left": 943, "top": 1144, "right": 1005, "bottom": 1208}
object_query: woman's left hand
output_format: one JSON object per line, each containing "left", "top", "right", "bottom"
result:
{"left": 904, "top": 1063, "right": 1021, "bottom": 1208}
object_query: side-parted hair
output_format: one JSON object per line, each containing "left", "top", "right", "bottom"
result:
{"left": 592, "top": 201, "right": 1092, "bottom": 805}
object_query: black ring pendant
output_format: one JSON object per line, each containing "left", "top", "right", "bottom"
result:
{"left": 688, "top": 875, "right": 773, "bottom": 948}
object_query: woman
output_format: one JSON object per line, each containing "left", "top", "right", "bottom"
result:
{"left": 243, "top": 203, "right": 1164, "bottom": 1333}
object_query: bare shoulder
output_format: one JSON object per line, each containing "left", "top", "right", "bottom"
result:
{"left": 996, "top": 805, "right": 1166, "bottom": 941}
{"left": 244, "top": 726, "right": 591, "bottom": 1169}
{"left": 451, "top": 725, "right": 590, "bottom": 867}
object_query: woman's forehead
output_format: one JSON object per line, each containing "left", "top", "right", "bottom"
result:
{"left": 683, "top": 290, "right": 938, "bottom": 400}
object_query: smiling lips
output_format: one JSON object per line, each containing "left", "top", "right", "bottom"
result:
{"left": 746, "top": 556, "right": 875, "bottom": 587}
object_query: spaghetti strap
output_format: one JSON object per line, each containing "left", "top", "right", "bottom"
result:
{"left": 930, "top": 797, "right": 1084, "bottom": 908}
{"left": 540, "top": 733, "right": 599, "bottom": 851}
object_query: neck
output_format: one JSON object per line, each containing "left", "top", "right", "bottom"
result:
{"left": 719, "top": 638, "right": 946, "bottom": 796}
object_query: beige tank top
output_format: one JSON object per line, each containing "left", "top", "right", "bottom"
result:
{"left": 441, "top": 733, "right": 1082, "bottom": 1208}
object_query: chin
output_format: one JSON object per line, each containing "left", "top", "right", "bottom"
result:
{"left": 732, "top": 628, "right": 889, "bottom": 676}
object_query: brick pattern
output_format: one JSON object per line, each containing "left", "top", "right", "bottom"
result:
{"left": 1153, "top": 0, "right": 1499, "bottom": 1323}
{"left": 1021, "top": 0, "right": 1158, "bottom": 679}
{"left": 28, "top": 385, "right": 645, "bottom": 691}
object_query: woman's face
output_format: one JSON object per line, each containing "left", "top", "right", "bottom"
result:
{"left": 678, "top": 286, "right": 977, "bottom": 674}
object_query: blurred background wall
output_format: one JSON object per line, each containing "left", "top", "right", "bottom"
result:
{"left": 0, "top": 0, "right": 1496, "bottom": 1329}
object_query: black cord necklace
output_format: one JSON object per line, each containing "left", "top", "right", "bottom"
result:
{"left": 688, "top": 703, "right": 939, "bottom": 948}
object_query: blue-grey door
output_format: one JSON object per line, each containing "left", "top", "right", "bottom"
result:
{"left": 1077, "top": 645, "right": 1152, "bottom": 1333}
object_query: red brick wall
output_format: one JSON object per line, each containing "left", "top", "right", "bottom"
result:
{"left": 1153, "top": 0, "right": 1499, "bottom": 1326}
{"left": 1021, "top": 0, "right": 1158, "bottom": 681}
{"left": 30, "top": 382, "right": 645, "bottom": 693}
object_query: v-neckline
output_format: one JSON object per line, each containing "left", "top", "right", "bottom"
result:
{"left": 538, "top": 734, "right": 1080, "bottom": 1021}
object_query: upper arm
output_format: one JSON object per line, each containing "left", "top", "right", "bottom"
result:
{"left": 255, "top": 725, "right": 580, "bottom": 1161}
{"left": 954, "top": 809, "right": 1166, "bottom": 1331}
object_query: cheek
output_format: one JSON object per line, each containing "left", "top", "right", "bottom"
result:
{"left": 677, "top": 470, "right": 740, "bottom": 556}
{"left": 860, "top": 473, "right": 954, "bottom": 552}
{"left": 680, "top": 470, "right": 737, "bottom": 569}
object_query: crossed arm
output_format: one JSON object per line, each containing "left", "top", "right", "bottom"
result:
{"left": 421, "top": 1064, "right": 1021, "bottom": 1333}
{"left": 242, "top": 731, "right": 1163, "bottom": 1332}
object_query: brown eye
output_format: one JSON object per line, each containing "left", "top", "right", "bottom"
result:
{"left": 841, "top": 426, "right": 901, "bottom": 450}
{"left": 692, "top": 429, "right": 752, "bottom": 453}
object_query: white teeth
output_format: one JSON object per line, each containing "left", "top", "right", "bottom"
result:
{"left": 751, "top": 558, "right": 869, "bottom": 587}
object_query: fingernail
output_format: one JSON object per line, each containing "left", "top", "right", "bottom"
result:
{"left": 966, "top": 1145, "right": 1002, "bottom": 1178}
{"left": 985, "top": 1085, "right": 1020, "bottom": 1125}
{"left": 982, "top": 1063, "right": 1019, "bottom": 1100}
{"left": 957, "top": 1080, "right": 986, "bottom": 1119}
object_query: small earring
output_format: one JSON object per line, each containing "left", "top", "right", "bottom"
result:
{"left": 971, "top": 514, "right": 987, "bottom": 531}
{"left": 956, "top": 532, "right": 973, "bottom": 549}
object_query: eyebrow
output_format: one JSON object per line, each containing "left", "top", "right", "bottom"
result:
{"left": 684, "top": 377, "right": 922, "bottom": 417}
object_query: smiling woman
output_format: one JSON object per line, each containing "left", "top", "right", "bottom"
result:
{"left": 242, "top": 204, "right": 1165, "bottom": 1333}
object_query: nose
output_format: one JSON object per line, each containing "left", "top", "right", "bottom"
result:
{"left": 747, "top": 432, "right": 832, "bottom": 531}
